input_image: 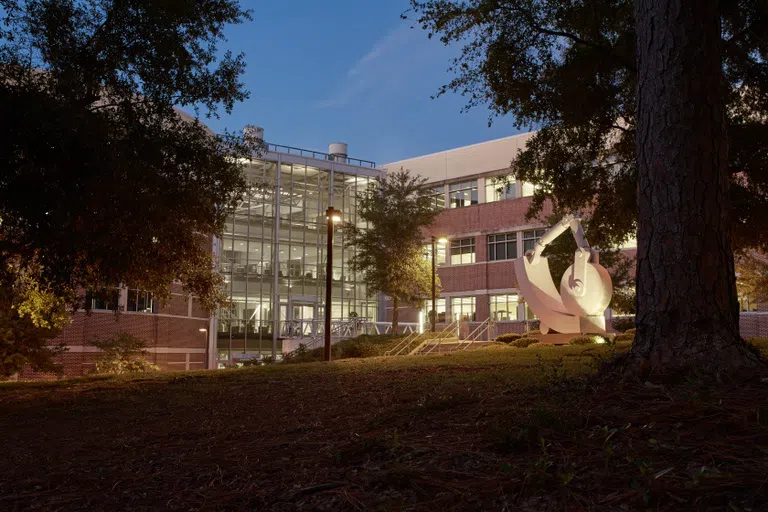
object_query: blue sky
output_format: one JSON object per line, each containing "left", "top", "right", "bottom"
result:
{"left": 200, "top": 0, "right": 525, "bottom": 165}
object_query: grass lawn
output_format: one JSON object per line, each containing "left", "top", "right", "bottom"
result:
{"left": 2, "top": 341, "right": 768, "bottom": 511}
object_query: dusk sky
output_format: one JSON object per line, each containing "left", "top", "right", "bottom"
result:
{"left": 201, "top": 0, "right": 527, "bottom": 165}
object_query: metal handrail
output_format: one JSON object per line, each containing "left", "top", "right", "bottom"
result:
{"left": 461, "top": 318, "right": 494, "bottom": 351}
{"left": 385, "top": 331, "right": 420, "bottom": 357}
{"left": 282, "top": 319, "right": 356, "bottom": 359}
{"left": 414, "top": 321, "right": 459, "bottom": 356}
{"left": 266, "top": 143, "right": 377, "bottom": 168}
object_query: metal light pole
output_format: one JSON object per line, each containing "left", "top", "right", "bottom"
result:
{"left": 431, "top": 236, "right": 448, "bottom": 332}
{"left": 325, "top": 206, "right": 342, "bottom": 361}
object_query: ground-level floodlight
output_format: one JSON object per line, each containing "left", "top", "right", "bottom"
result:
{"left": 513, "top": 214, "right": 613, "bottom": 334}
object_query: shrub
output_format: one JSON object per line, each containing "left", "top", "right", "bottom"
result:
{"left": 615, "top": 332, "right": 635, "bottom": 344}
{"left": 88, "top": 333, "right": 159, "bottom": 375}
{"left": 569, "top": 335, "right": 607, "bottom": 346}
{"left": 623, "top": 328, "right": 636, "bottom": 335}
{"left": 511, "top": 336, "right": 539, "bottom": 348}
{"left": 522, "top": 329, "right": 541, "bottom": 336}
{"left": 496, "top": 333, "right": 522, "bottom": 344}
{"left": 612, "top": 316, "right": 636, "bottom": 333}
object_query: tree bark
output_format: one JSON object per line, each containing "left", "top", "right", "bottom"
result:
{"left": 392, "top": 296, "right": 400, "bottom": 335}
{"left": 632, "top": 0, "right": 762, "bottom": 375}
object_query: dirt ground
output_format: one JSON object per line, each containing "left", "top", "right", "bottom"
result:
{"left": 1, "top": 344, "right": 767, "bottom": 511}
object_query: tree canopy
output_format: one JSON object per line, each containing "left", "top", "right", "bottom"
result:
{"left": 410, "top": 0, "right": 766, "bottom": 374}
{"left": 0, "top": 0, "right": 254, "bottom": 376}
{"left": 345, "top": 169, "right": 441, "bottom": 333}
{"left": 408, "top": 0, "right": 768, "bottom": 252}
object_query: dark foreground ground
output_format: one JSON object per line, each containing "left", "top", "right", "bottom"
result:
{"left": 1, "top": 342, "right": 768, "bottom": 511}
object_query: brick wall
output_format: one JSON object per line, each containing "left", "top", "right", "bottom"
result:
{"left": 425, "top": 196, "right": 551, "bottom": 239}
{"left": 19, "top": 304, "right": 211, "bottom": 381}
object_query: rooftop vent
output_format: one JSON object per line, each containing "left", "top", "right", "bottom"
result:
{"left": 243, "top": 125, "right": 264, "bottom": 143}
{"left": 328, "top": 142, "right": 348, "bottom": 162}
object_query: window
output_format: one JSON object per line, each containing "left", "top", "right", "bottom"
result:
{"left": 429, "top": 186, "right": 445, "bottom": 210}
{"left": 424, "top": 298, "right": 447, "bottom": 324}
{"left": 449, "top": 180, "right": 478, "bottom": 208}
{"left": 520, "top": 182, "right": 536, "bottom": 197}
{"left": 523, "top": 229, "right": 548, "bottom": 253}
{"left": 450, "top": 238, "right": 476, "bottom": 265}
{"left": 487, "top": 233, "right": 518, "bottom": 261}
{"left": 451, "top": 297, "right": 476, "bottom": 322}
{"left": 485, "top": 177, "right": 516, "bottom": 202}
{"left": 127, "top": 290, "right": 157, "bottom": 314}
{"left": 424, "top": 242, "right": 447, "bottom": 265}
{"left": 490, "top": 294, "right": 519, "bottom": 321}
{"left": 86, "top": 289, "right": 120, "bottom": 311}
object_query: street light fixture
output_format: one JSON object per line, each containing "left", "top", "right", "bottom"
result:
{"left": 325, "top": 206, "right": 342, "bottom": 361}
{"left": 431, "top": 236, "right": 448, "bottom": 332}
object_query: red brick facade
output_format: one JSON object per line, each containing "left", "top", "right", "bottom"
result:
{"left": 19, "top": 287, "right": 212, "bottom": 381}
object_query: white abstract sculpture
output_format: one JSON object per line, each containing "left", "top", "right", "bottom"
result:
{"left": 513, "top": 214, "right": 613, "bottom": 334}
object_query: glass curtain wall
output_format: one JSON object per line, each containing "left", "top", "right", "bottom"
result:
{"left": 217, "top": 157, "right": 378, "bottom": 362}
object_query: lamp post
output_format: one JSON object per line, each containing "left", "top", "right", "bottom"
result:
{"left": 325, "top": 206, "right": 342, "bottom": 361}
{"left": 431, "top": 236, "right": 448, "bottom": 332}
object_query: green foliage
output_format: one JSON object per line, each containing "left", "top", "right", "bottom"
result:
{"left": 495, "top": 333, "right": 522, "bottom": 344}
{"left": 512, "top": 336, "right": 539, "bottom": 348}
{"left": 88, "top": 334, "right": 159, "bottom": 375}
{"left": 0, "top": 261, "right": 67, "bottom": 377}
{"left": 736, "top": 251, "right": 768, "bottom": 308}
{"left": 612, "top": 316, "right": 636, "bottom": 333}
{"left": 409, "top": 0, "right": 768, "bottom": 249}
{"left": 344, "top": 169, "right": 441, "bottom": 332}
{"left": 522, "top": 330, "right": 541, "bottom": 337}
{"left": 0, "top": 0, "right": 254, "bottom": 371}
{"left": 569, "top": 335, "right": 606, "bottom": 346}
{"left": 284, "top": 334, "right": 407, "bottom": 364}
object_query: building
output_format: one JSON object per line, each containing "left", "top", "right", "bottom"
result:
{"left": 215, "top": 139, "right": 382, "bottom": 365}
{"left": 381, "top": 132, "right": 554, "bottom": 333}
{"left": 21, "top": 133, "right": 383, "bottom": 379}
{"left": 18, "top": 129, "right": 768, "bottom": 380}
{"left": 382, "top": 132, "right": 768, "bottom": 338}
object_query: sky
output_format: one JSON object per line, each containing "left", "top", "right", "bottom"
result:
{"left": 200, "top": 0, "right": 526, "bottom": 165}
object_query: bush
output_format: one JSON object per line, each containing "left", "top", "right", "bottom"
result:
{"left": 496, "top": 333, "right": 522, "bottom": 344}
{"left": 569, "top": 335, "right": 607, "bottom": 346}
{"left": 623, "top": 328, "right": 636, "bottom": 335}
{"left": 615, "top": 332, "right": 635, "bottom": 344}
{"left": 522, "top": 329, "right": 541, "bottom": 336}
{"left": 88, "top": 333, "right": 159, "bottom": 375}
{"left": 511, "top": 336, "right": 539, "bottom": 348}
{"left": 284, "top": 334, "right": 408, "bottom": 364}
{"left": 612, "top": 316, "right": 636, "bottom": 333}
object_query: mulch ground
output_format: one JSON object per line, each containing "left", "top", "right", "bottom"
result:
{"left": 1, "top": 352, "right": 767, "bottom": 511}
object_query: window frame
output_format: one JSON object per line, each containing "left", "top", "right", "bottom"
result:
{"left": 450, "top": 237, "right": 476, "bottom": 265}
{"left": 127, "top": 289, "right": 158, "bottom": 314}
{"left": 490, "top": 294, "right": 520, "bottom": 321}
{"left": 448, "top": 180, "right": 478, "bottom": 209}
{"left": 487, "top": 233, "right": 518, "bottom": 261}
{"left": 523, "top": 229, "right": 548, "bottom": 253}
{"left": 485, "top": 177, "right": 517, "bottom": 202}
{"left": 451, "top": 296, "right": 476, "bottom": 322}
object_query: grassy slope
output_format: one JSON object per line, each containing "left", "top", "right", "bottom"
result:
{"left": 1, "top": 341, "right": 767, "bottom": 511}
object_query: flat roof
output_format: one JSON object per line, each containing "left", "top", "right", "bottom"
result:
{"left": 382, "top": 131, "right": 536, "bottom": 183}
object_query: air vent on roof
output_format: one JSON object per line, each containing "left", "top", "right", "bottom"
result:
{"left": 328, "top": 142, "right": 348, "bottom": 162}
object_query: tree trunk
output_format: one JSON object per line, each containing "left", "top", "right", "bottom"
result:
{"left": 632, "top": 0, "right": 762, "bottom": 375}
{"left": 392, "top": 296, "right": 400, "bottom": 335}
